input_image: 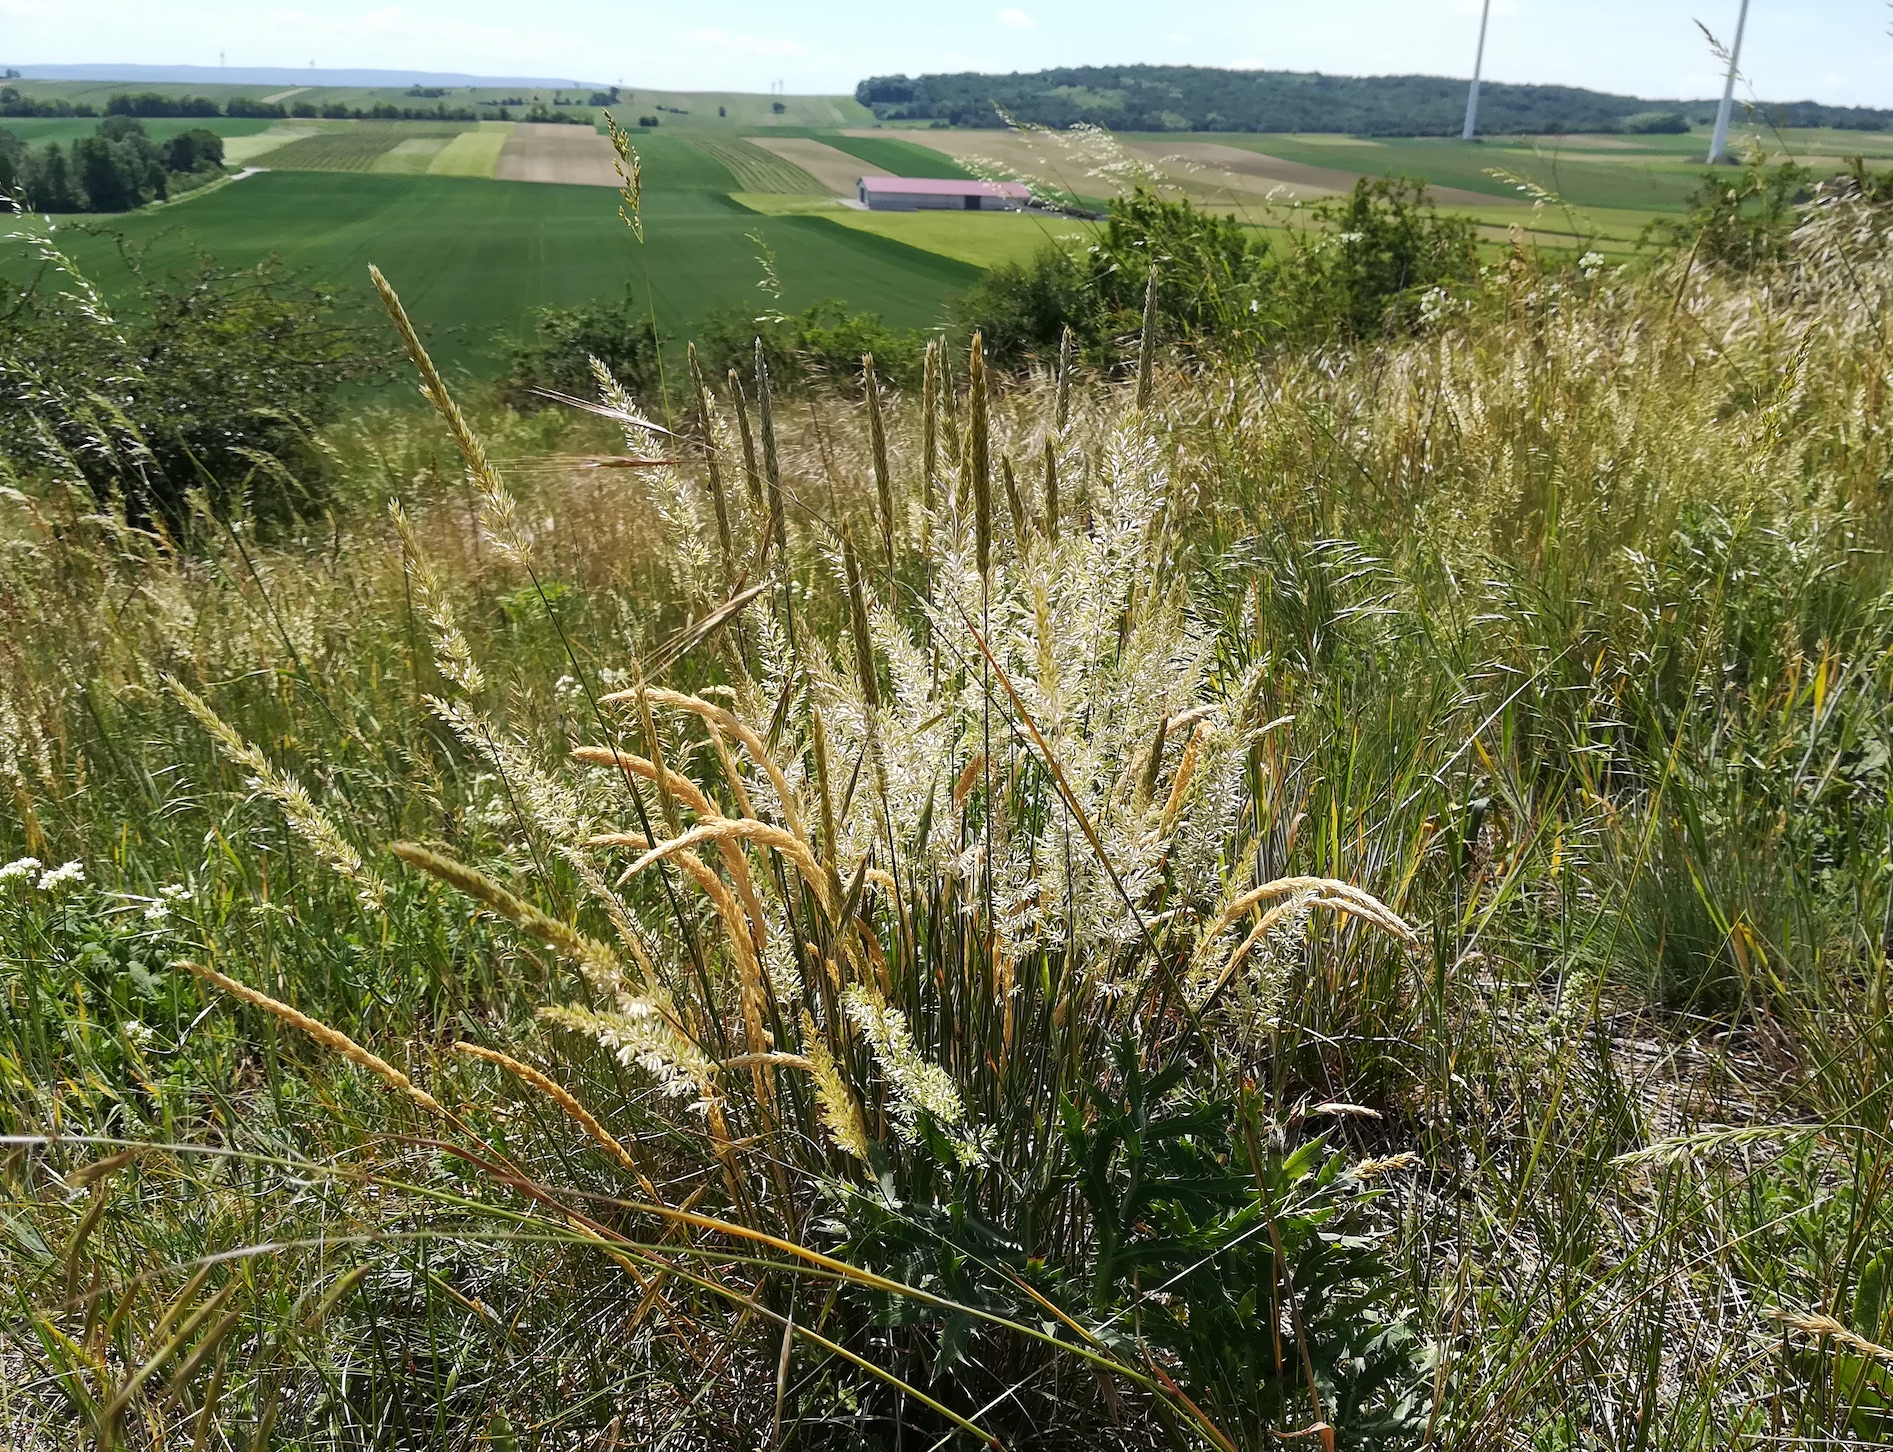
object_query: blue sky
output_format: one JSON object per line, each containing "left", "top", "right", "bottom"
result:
{"left": 5, "top": 1, "right": 1893, "bottom": 106}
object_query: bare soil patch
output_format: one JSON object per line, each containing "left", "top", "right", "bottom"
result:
{"left": 496, "top": 123, "right": 619, "bottom": 187}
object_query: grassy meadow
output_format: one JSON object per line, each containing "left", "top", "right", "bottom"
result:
{"left": 4, "top": 126, "right": 1893, "bottom": 1452}
{"left": 6, "top": 164, "right": 976, "bottom": 375}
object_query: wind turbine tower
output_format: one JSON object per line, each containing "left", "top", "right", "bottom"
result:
{"left": 1462, "top": 0, "right": 1492, "bottom": 141}
{"left": 1707, "top": 0, "right": 1752, "bottom": 164}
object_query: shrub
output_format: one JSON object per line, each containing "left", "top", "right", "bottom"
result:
{"left": 1658, "top": 156, "right": 1816, "bottom": 271}
{"left": 499, "top": 295, "right": 661, "bottom": 406}
{"left": 694, "top": 299, "right": 929, "bottom": 391}
{"left": 0, "top": 250, "right": 383, "bottom": 518}
{"left": 958, "top": 179, "right": 1477, "bottom": 368}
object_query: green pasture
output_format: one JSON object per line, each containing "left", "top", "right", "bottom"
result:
{"left": 0, "top": 115, "right": 279, "bottom": 147}
{"left": 733, "top": 191, "right": 1094, "bottom": 268}
{"left": 5, "top": 170, "right": 974, "bottom": 375}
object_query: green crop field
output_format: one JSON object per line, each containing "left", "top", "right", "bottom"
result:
{"left": 0, "top": 115, "right": 278, "bottom": 147}
{"left": 5, "top": 170, "right": 975, "bottom": 374}
{"left": 676, "top": 135, "right": 823, "bottom": 194}
{"left": 262, "top": 123, "right": 469, "bottom": 173}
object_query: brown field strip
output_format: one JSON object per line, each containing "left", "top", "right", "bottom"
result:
{"left": 496, "top": 124, "right": 619, "bottom": 186}
{"left": 748, "top": 136, "right": 873, "bottom": 196}
{"left": 867, "top": 128, "right": 1520, "bottom": 213}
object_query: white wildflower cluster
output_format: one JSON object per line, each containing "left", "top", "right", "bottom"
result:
{"left": 139, "top": 882, "right": 193, "bottom": 923}
{"left": 38, "top": 860, "right": 85, "bottom": 891}
{"left": 1, "top": 856, "right": 43, "bottom": 886}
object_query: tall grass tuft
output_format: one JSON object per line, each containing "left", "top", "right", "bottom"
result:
{"left": 3, "top": 165, "right": 1893, "bottom": 1452}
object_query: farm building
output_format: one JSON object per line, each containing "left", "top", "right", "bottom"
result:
{"left": 857, "top": 176, "right": 1032, "bottom": 211}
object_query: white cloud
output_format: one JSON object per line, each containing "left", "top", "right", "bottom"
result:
{"left": 1168, "top": 32, "right": 1192, "bottom": 44}
{"left": 997, "top": 8, "right": 1035, "bottom": 29}
{"left": 680, "top": 28, "right": 809, "bottom": 58}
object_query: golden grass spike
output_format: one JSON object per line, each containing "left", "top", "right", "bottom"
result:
{"left": 862, "top": 356, "right": 895, "bottom": 577}
{"left": 634, "top": 682, "right": 682, "bottom": 837}
{"left": 706, "top": 723, "right": 757, "bottom": 822}
{"left": 453, "top": 1042, "right": 659, "bottom": 1195}
{"left": 728, "top": 369, "right": 763, "bottom": 507}
{"left": 801, "top": 1014, "right": 871, "bottom": 1161}
{"left": 688, "top": 343, "right": 734, "bottom": 574}
{"left": 591, "top": 819, "right": 830, "bottom": 915}
{"left": 613, "top": 687, "right": 807, "bottom": 843}
{"left": 179, "top": 961, "right": 441, "bottom": 1114}
{"left": 967, "top": 333, "right": 992, "bottom": 578}
{"left": 571, "top": 745, "right": 716, "bottom": 819}
{"left": 1195, "top": 876, "right": 1418, "bottom": 959}
{"left": 570, "top": 745, "right": 768, "bottom": 952}
{"left": 1135, "top": 265, "right": 1158, "bottom": 411}
{"left": 387, "top": 842, "right": 624, "bottom": 985}
{"left": 368, "top": 267, "right": 531, "bottom": 567}
{"left": 1774, "top": 1310, "right": 1893, "bottom": 1367}
{"left": 1159, "top": 720, "right": 1211, "bottom": 834}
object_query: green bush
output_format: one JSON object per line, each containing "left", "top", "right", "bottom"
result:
{"left": 498, "top": 295, "right": 661, "bottom": 407}
{"left": 958, "top": 179, "right": 1477, "bottom": 368}
{"left": 693, "top": 299, "right": 929, "bottom": 392}
{"left": 0, "top": 251, "right": 382, "bottom": 519}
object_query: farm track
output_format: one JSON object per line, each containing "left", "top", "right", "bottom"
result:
{"left": 495, "top": 124, "right": 619, "bottom": 186}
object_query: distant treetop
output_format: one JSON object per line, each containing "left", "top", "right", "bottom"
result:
{"left": 854, "top": 65, "right": 1893, "bottom": 135}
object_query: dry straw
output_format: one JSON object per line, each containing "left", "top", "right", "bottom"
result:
{"left": 179, "top": 961, "right": 441, "bottom": 1114}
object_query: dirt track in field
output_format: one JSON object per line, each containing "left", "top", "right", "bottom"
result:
{"left": 496, "top": 124, "right": 619, "bottom": 186}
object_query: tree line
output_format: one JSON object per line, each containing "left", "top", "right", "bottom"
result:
{"left": 1, "top": 87, "right": 593, "bottom": 126}
{"left": 0, "top": 116, "right": 224, "bottom": 214}
{"left": 856, "top": 64, "right": 1893, "bottom": 135}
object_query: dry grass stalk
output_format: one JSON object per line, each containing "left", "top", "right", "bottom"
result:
{"left": 1774, "top": 1310, "right": 1893, "bottom": 1367}
{"left": 967, "top": 334, "right": 992, "bottom": 578}
{"left": 453, "top": 1042, "right": 658, "bottom": 1193}
{"left": 862, "top": 356, "right": 895, "bottom": 576}
{"left": 613, "top": 687, "right": 808, "bottom": 842}
{"left": 1199, "top": 876, "right": 1418, "bottom": 955}
{"left": 166, "top": 676, "right": 386, "bottom": 908}
{"left": 389, "top": 842, "right": 621, "bottom": 984}
{"left": 368, "top": 266, "right": 532, "bottom": 566}
{"left": 179, "top": 961, "right": 440, "bottom": 1114}
{"left": 589, "top": 819, "right": 830, "bottom": 916}
{"left": 687, "top": 344, "right": 734, "bottom": 576}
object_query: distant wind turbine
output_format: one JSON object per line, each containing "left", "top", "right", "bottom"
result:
{"left": 1462, "top": 0, "right": 1493, "bottom": 141}
{"left": 1707, "top": 0, "right": 1752, "bottom": 164}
